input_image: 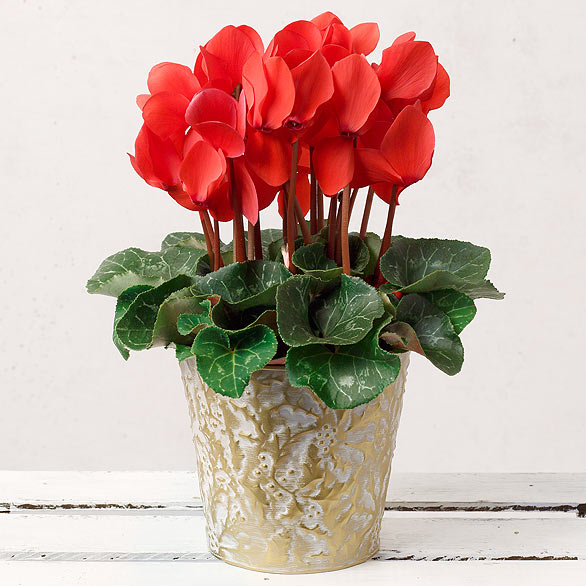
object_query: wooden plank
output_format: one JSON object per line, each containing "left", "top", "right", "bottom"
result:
{"left": 1, "top": 560, "right": 586, "bottom": 586}
{"left": 1, "top": 472, "right": 584, "bottom": 513}
{"left": 0, "top": 512, "right": 584, "bottom": 561}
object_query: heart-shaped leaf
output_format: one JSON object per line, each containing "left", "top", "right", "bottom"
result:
{"left": 286, "top": 316, "right": 401, "bottom": 409}
{"left": 87, "top": 247, "right": 206, "bottom": 297}
{"left": 392, "top": 293, "right": 464, "bottom": 375}
{"left": 423, "top": 289, "right": 476, "bottom": 334}
{"left": 379, "top": 237, "right": 492, "bottom": 294}
{"left": 210, "top": 299, "right": 278, "bottom": 333}
{"left": 277, "top": 274, "right": 384, "bottom": 347}
{"left": 292, "top": 243, "right": 342, "bottom": 280}
{"left": 194, "top": 251, "right": 234, "bottom": 276}
{"left": 150, "top": 288, "right": 212, "bottom": 347}
{"left": 361, "top": 232, "right": 382, "bottom": 277}
{"left": 112, "top": 285, "right": 153, "bottom": 359}
{"left": 348, "top": 235, "right": 370, "bottom": 275}
{"left": 177, "top": 301, "right": 213, "bottom": 336}
{"left": 192, "top": 325, "right": 277, "bottom": 397}
{"left": 161, "top": 232, "right": 209, "bottom": 251}
{"left": 195, "top": 260, "right": 291, "bottom": 310}
{"left": 456, "top": 279, "right": 505, "bottom": 300}
{"left": 175, "top": 344, "right": 195, "bottom": 362}
{"left": 292, "top": 238, "right": 370, "bottom": 279}
{"left": 115, "top": 275, "right": 193, "bottom": 350}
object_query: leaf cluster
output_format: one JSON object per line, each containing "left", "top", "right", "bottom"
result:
{"left": 87, "top": 231, "right": 503, "bottom": 408}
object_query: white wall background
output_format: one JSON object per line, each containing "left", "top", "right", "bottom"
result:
{"left": 1, "top": 0, "right": 585, "bottom": 472}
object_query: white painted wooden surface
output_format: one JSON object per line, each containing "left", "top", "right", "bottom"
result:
{"left": 0, "top": 473, "right": 584, "bottom": 585}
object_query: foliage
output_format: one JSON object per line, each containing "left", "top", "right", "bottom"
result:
{"left": 88, "top": 230, "right": 503, "bottom": 407}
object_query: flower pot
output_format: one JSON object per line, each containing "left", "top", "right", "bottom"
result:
{"left": 180, "top": 354, "right": 409, "bottom": 574}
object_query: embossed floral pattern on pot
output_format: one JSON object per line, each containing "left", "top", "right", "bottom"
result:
{"left": 180, "top": 354, "right": 409, "bottom": 573}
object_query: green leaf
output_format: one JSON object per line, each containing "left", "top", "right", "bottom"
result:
{"left": 379, "top": 237, "right": 492, "bottom": 294}
{"left": 177, "top": 304, "right": 213, "bottom": 336}
{"left": 423, "top": 290, "right": 476, "bottom": 334}
{"left": 394, "top": 293, "right": 464, "bottom": 375}
{"left": 292, "top": 243, "right": 342, "bottom": 280}
{"left": 457, "top": 279, "right": 505, "bottom": 300}
{"left": 210, "top": 300, "right": 277, "bottom": 333}
{"left": 115, "top": 275, "right": 193, "bottom": 351}
{"left": 195, "top": 260, "right": 291, "bottom": 310}
{"left": 277, "top": 274, "right": 384, "bottom": 346}
{"left": 150, "top": 288, "right": 211, "bottom": 347}
{"left": 286, "top": 316, "right": 401, "bottom": 409}
{"left": 112, "top": 285, "right": 153, "bottom": 359}
{"left": 362, "top": 232, "right": 382, "bottom": 277}
{"left": 195, "top": 251, "right": 234, "bottom": 276}
{"left": 348, "top": 235, "right": 370, "bottom": 275}
{"left": 260, "top": 228, "right": 285, "bottom": 259}
{"left": 87, "top": 247, "right": 206, "bottom": 297}
{"left": 192, "top": 325, "right": 277, "bottom": 397}
{"left": 160, "top": 231, "right": 209, "bottom": 251}
{"left": 380, "top": 321, "right": 423, "bottom": 354}
{"left": 175, "top": 343, "right": 194, "bottom": 362}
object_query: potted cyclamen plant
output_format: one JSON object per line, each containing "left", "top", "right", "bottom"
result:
{"left": 88, "top": 12, "right": 503, "bottom": 574}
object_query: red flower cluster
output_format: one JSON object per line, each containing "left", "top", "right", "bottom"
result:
{"left": 130, "top": 12, "right": 449, "bottom": 222}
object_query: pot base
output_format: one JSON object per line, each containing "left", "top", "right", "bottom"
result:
{"left": 212, "top": 545, "right": 380, "bottom": 574}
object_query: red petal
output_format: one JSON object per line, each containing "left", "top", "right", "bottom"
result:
{"left": 377, "top": 41, "right": 438, "bottom": 102}
{"left": 323, "top": 23, "right": 352, "bottom": 51}
{"left": 198, "top": 46, "right": 230, "bottom": 85}
{"left": 236, "top": 25, "right": 264, "bottom": 55}
{"left": 147, "top": 62, "right": 201, "bottom": 99}
{"left": 421, "top": 62, "right": 450, "bottom": 113}
{"left": 267, "top": 21, "right": 322, "bottom": 58}
{"left": 193, "top": 51, "right": 207, "bottom": 86}
{"left": 207, "top": 181, "right": 234, "bottom": 222}
{"left": 180, "top": 141, "right": 226, "bottom": 200}
{"left": 313, "top": 136, "right": 354, "bottom": 195}
{"left": 358, "top": 99, "right": 395, "bottom": 146}
{"left": 331, "top": 54, "right": 381, "bottom": 133}
{"left": 136, "top": 94, "right": 149, "bottom": 110}
{"left": 167, "top": 185, "right": 201, "bottom": 211}
{"left": 261, "top": 57, "right": 295, "bottom": 130}
{"left": 321, "top": 44, "right": 350, "bottom": 67}
{"left": 242, "top": 52, "right": 268, "bottom": 128}
{"left": 300, "top": 103, "right": 339, "bottom": 146}
{"left": 237, "top": 91, "right": 247, "bottom": 138}
{"left": 192, "top": 122, "right": 245, "bottom": 157}
{"left": 311, "top": 12, "right": 343, "bottom": 30}
{"left": 185, "top": 88, "right": 238, "bottom": 128}
{"left": 202, "top": 78, "right": 234, "bottom": 94}
{"left": 350, "top": 23, "right": 380, "bottom": 56}
{"left": 282, "top": 48, "right": 313, "bottom": 69}
{"left": 353, "top": 147, "right": 400, "bottom": 186}
{"left": 204, "top": 25, "right": 257, "bottom": 87}
{"left": 278, "top": 171, "right": 310, "bottom": 217}
{"left": 285, "top": 21, "right": 323, "bottom": 50}
{"left": 373, "top": 182, "right": 405, "bottom": 204}
{"left": 289, "top": 51, "right": 334, "bottom": 125}
{"left": 247, "top": 164, "right": 279, "bottom": 210}
{"left": 233, "top": 158, "right": 259, "bottom": 224}
{"left": 245, "top": 128, "right": 292, "bottom": 186}
{"left": 381, "top": 105, "right": 435, "bottom": 185}
{"left": 131, "top": 124, "right": 182, "bottom": 188}
{"left": 142, "top": 91, "right": 189, "bottom": 140}
{"left": 392, "top": 32, "right": 416, "bottom": 46}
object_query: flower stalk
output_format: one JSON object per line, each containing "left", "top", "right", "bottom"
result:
{"left": 286, "top": 141, "right": 299, "bottom": 272}
{"left": 359, "top": 187, "right": 374, "bottom": 240}
{"left": 340, "top": 185, "right": 351, "bottom": 275}
{"left": 374, "top": 185, "right": 399, "bottom": 285}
